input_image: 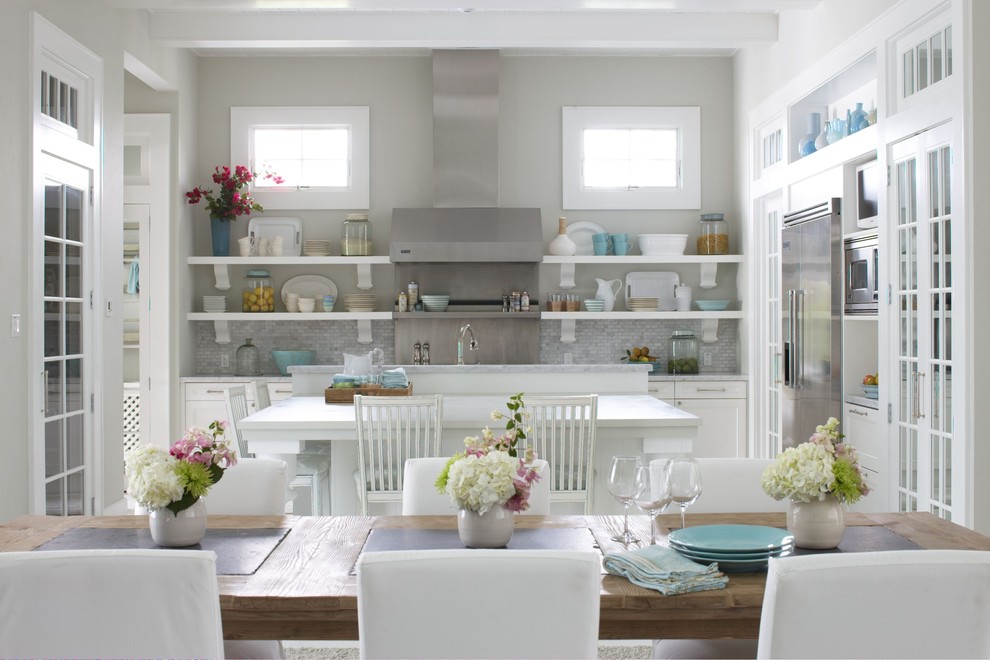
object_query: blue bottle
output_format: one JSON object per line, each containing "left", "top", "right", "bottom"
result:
{"left": 849, "top": 103, "right": 869, "bottom": 134}
{"left": 798, "top": 113, "right": 820, "bottom": 157}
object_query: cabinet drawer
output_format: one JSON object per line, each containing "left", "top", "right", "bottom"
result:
{"left": 845, "top": 402, "right": 880, "bottom": 424}
{"left": 675, "top": 380, "right": 746, "bottom": 399}
{"left": 647, "top": 382, "right": 675, "bottom": 399}
{"left": 184, "top": 383, "right": 240, "bottom": 400}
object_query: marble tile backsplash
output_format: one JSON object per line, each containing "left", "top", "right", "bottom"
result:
{"left": 194, "top": 319, "right": 738, "bottom": 374}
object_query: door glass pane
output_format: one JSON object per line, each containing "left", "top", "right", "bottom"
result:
{"left": 945, "top": 315, "right": 952, "bottom": 362}
{"left": 44, "top": 184, "right": 63, "bottom": 238}
{"left": 66, "top": 244, "right": 81, "bottom": 298}
{"left": 899, "top": 361, "right": 911, "bottom": 423}
{"left": 931, "top": 435, "right": 941, "bottom": 502}
{"left": 917, "top": 41, "right": 929, "bottom": 91}
{"left": 932, "top": 364, "right": 941, "bottom": 427}
{"left": 929, "top": 150, "right": 940, "bottom": 218}
{"left": 65, "top": 358, "right": 83, "bottom": 413}
{"left": 66, "top": 302, "right": 81, "bottom": 356}
{"left": 44, "top": 419, "right": 62, "bottom": 478}
{"left": 65, "top": 185, "right": 82, "bottom": 243}
{"left": 67, "top": 414, "right": 83, "bottom": 470}
{"left": 942, "top": 147, "right": 951, "bottom": 214}
{"left": 44, "top": 300, "right": 60, "bottom": 358}
{"left": 45, "top": 361, "right": 62, "bottom": 415}
{"left": 67, "top": 471, "right": 84, "bottom": 516}
{"left": 931, "top": 32, "right": 943, "bottom": 84}
{"left": 932, "top": 307, "right": 940, "bottom": 359}
{"left": 903, "top": 50, "right": 915, "bottom": 97}
{"left": 946, "top": 26, "right": 953, "bottom": 77}
{"left": 45, "top": 479, "right": 63, "bottom": 516}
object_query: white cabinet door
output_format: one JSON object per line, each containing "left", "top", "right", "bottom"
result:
{"left": 182, "top": 381, "right": 257, "bottom": 430}
{"left": 844, "top": 403, "right": 889, "bottom": 512}
{"left": 676, "top": 397, "right": 747, "bottom": 458}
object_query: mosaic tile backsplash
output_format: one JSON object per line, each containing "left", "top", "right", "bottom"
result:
{"left": 194, "top": 319, "right": 738, "bottom": 375}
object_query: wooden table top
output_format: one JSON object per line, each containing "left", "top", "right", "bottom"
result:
{"left": 3, "top": 511, "right": 989, "bottom": 641}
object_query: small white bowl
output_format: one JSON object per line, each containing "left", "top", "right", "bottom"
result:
{"left": 638, "top": 233, "right": 688, "bottom": 256}
{"left": 297, "top": 297, "right": 316, "bottom": 313}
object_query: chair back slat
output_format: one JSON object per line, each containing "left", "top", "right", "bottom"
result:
{"left": 252, "top": 379, "right": 272, "bottom": 410}
{"left": 522, "top": 395, "right": 597, "bottom": 513}
{"left": 355, "top": 394, "right": 443, "bottom": 514}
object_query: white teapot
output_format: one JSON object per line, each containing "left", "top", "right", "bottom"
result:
{"left": 595, "top": 278, "right": 622, "bottom": 312}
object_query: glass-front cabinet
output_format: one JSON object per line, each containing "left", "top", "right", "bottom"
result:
{"left": 889, "top": 123, "right": 958, "bottom": 521}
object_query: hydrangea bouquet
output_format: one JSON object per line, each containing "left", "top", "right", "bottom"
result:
{"left": 762, "top": 417, "right": 869, "bottom": 503}
{"left": 125, "top": 420, "right": 238, "bottom": 514}
{"left": 435, "top": 393, "right": 542, "bottom": 514}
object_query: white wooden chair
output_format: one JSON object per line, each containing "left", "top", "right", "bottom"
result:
{"left": 357, "top": 549, "right": 600, "bottom": 659}
{"left": 223, "top": 384, "right": 252, "bottom": 458}
{"left": 248, "top": 380, "right": 330, "bottom": 516}
{"left": 354, "top": 394, "right": 443, "bottom": 515}
{"left": 0, "top": 549, "right": 224, "bottom": 659}
{"left": 402, "top": 456, "right": 551, "bottom": 515}
{"left": 522, "top": 395, "right": 598, "bottom": 514}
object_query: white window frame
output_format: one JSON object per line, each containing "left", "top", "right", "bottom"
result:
{"left": 231, "top": 106, "right": 370, "bottom": 210}
{"left": 562, "top": 106, "right": 700, "bottom": 210}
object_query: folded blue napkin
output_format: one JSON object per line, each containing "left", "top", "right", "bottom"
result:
{"left": 332, "top": 374, "right": 370, "bottom": 386}
{"left": 381, "top": 367, "right": 409, "bottom": 388}
{"left": 603, "top": 544, "right": 728, "bottom": 595}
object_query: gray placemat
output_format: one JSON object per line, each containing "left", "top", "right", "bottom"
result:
{"left": 362, "top": 527, "right": 599, "bottom": 553}
{"left": 791, "top": 525, "right": 922, "bottom": 555}
{"left": 35, "top": 527, "right": 290, "bottom": 575}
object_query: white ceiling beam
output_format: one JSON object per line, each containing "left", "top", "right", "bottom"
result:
{"left": 147, "top": 11, "right": 778, "bottom": 50}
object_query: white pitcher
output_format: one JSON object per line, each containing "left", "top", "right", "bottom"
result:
{"left": 595, "top": 278, "right": 622, "bottom": 312}
{"left": 674, "top": 284, "right": 692, "bottom": 311}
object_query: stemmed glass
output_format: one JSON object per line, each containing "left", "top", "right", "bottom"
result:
{"left": 608, "top": 455, "right": 645, "bottom": 544}
{"left": 665, "top": 458, "right": 702, "bottom": 530}
{"left": 633, "top": 459, "right": 673, "bottom": 545}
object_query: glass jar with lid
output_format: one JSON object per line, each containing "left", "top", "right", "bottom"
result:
{"left": 697, "top": 213, "right": 729, "bottom": 255}
{"left": 668, "top": 330, "right": 699, "bottom": 374}
{"left": 242, "top": 269, "right": 274, "bottom": 312}
{"left": 341, "top": 213, "right": 373, "bottom": 256}
{"left": 234, "top": 338, "right": 261, "bottom": 376}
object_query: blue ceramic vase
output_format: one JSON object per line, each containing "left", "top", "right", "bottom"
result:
{"left": 210, "top": 215, "right": 231, "bottom": 256}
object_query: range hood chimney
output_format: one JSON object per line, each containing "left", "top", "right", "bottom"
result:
{"left": 432, "top": 49, "right": 499, "bottom": 207}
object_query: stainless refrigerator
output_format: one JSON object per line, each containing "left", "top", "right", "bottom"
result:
{"left": 781, "top": 199, "right": 843, "bottom": 449}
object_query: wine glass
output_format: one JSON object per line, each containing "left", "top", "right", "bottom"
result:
{"left": 633, "top": 459, "right": 672, "bottom": 545}
{"left": 608, "top": 455, "right": 645, "bottom": 544}
{"left": 665, "top": 458, "right": 702, "bottom": 530}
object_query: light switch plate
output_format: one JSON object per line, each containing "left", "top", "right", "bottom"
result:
{"left": 10, "top": 314, "right": 21, "bottom": 337}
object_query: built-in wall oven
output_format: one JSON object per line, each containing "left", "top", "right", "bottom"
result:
{"left": 844, "top": 233, "right": 879, "bottom": 314}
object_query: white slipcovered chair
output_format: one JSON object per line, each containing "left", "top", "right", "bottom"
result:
{"left": 401, "top": 456, "right": 551, "bottom": 515}
{"left": 688, "top": 458, "right": 788, "bottom": 514}
{"left": 0, "top": 549, "right": 224, "bottom": 659}
{"left": 354, "top": 394, "right": 443, "bottom": 515}
{"left": 207, "top": 456, "right": 288, "bottom": 516}
{"left": 521, "top": 394, "right": 598, "bottom": 514}
{"left": 357, "top": 549, "right": 601, "bottom": 659}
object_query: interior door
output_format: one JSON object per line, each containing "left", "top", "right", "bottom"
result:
{"left": 39, "top": 154, "right": 93, "bottom": 515}
{"left": 889, "top": 122, "right": 958, "bottom": 521}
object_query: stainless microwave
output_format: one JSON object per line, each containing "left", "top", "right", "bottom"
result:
{"left": 844, "top": 233, "right": 879, "bottom": 314}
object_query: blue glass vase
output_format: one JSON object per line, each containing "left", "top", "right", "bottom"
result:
{"left": 210, "top": 215, "right": 230, "bottom": 256}
{"left": 798, "top": 113, "right": 820, "bottom": 158}
{"left": 849, "top": 102, "right": 869, "bottom": 134}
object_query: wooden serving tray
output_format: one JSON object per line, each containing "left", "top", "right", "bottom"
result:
{"left": 324, "top": 382, "right": 413, "bottom": 404}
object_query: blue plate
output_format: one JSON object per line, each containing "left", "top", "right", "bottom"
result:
{"left": 668, "top": 524, "right": 794, "bottom": 554}
{"left": 675, "top": 548, "right": 792, "bottom": 573}
{"left": 669, "top": 543, "right": 793, "bottom": 562}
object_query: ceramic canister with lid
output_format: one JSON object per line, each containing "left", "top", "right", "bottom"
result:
{"left": 341, "top": 213, "right": 372, "bottom": 256}
{"left": 697, "top": 213, "right": 728, "bottom": 255}
{"left": 668, "top": 330, "right": 700, "bottom": 374}
{"left": 242, "top": 269, "right": 274, "bottom": 312}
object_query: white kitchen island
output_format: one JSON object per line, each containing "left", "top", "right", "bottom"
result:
{"left": 238, "top": 364, "right": 700, "bottom": 514}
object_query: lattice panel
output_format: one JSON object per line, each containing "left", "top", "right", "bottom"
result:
{"left": 123, "top": 389, "right": 141, "bottom": 453}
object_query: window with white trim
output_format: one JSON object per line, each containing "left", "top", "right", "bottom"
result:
{"left": 562, "top": 106, "right": 700, "bottom": 210}
{"left": 231, "top": 106, "right": 369, "bottom": 209}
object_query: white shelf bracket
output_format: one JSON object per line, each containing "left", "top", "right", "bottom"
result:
{"left": 558, "top": 263, "right": 576, "bottom": 289}
{"left": 356, "top": 263, "right": 374, "bottom": 290}
{"left": 700, "top": 319, "right": 719, "bottom": 343}
{"left": 559, "top": 319, "right": 576, "bottom": 343}
{"left": 357, "top": 319, "right": 373, "bottom": 344}
{"left": 213, "top": 320, "right": 231, "bottom": 344}
{"left": 699, "top": 262, "right": 717, "bottom": 289}
{"left": 212, "top": 264, "right": 231, "bottom": 291}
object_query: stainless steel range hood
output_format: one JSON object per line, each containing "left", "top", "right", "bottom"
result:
{"left": 390, "top": 207, "right": 543, "bottom": 262}
{"left": 389, "top": 49, "right": 543, "bottom": 263}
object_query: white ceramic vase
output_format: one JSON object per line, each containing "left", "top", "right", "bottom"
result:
{"left": 149, "top": 497, "right": 208, "bottom": 547}
{"left": 787, "top": 496, "right": 845, "bottom": 549}
{"left": 457, "top": 504, "right": 515, "bottom": 548}
{"left": 548, "top": 217, "right": 578, "bottom": 256}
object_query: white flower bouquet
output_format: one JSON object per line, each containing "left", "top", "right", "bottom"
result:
{"left": 762, "top": 417, "right": 870, "bottom": 503}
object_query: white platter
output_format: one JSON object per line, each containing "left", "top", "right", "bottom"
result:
{"left": 247, "top": 216, "right": 303, "bottom": 257}
{"left": 566, "top": 221, "right": 607, "bottom": 256}
{"left": 624, "top": 271, "right": 679, "bottom": 311}
{"left": 281, "top": 275, "right": 337, "bottom": 305}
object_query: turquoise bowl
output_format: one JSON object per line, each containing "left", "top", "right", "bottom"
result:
{"left": 271, "top": 350, "right": 316, "bottom": 376}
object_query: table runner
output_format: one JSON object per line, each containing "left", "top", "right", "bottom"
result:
{"left": 34, "top": 527, "right": 290, "bottom": 575}
{"left": 791, "top": 525, "right": 921, "bottom": 555}
{"left": 362, "top": 527, "right": 598, "bottom": 553}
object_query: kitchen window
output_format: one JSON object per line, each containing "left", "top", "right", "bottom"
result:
{"left": 231, "top": 106, "right": 369, "bottom": 209}
{"left": 562, "top": 106, "right": 700, "bottom": 210}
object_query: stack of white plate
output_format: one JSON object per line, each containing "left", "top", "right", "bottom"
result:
{"left": 344, "top": 293, "right": 376, "bottom": 312}
{"left": 627, "top": 296, "right": 659, "bottom": 311}
{"left": 303, "top": 239, "right": 331, "bottom": 256}
{"left": 203, "top": 295, "right": 227, "bottom": 313}
{"left": 420, "top": 294, "right": 450, "bottom": 312}
{"left": 668, "top": 524, "right": 794, "bottom": 573}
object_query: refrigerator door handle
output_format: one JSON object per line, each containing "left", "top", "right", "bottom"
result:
{"left": 784, "top": 290, "right": 794, "bottom": 388}
{"left": 794, "top": 289, "right": 804, "bottom": 388}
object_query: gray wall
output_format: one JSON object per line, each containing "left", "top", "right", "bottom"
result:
{"left": 189, "top": 54, "right": 738, "bottom": 370}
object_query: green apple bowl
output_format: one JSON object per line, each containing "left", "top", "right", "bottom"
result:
{"left": 272, "top": 350, "right": 316, "bottom": 376}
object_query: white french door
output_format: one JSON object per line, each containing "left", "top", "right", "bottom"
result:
{"left": 38, "top": 154, "right": 94, "bottom": 515}
{"left": 888, "top": 122, "right": 960, "bottom": 521}
{"left": 752, "top": 192, "right": 784, "bottom": 458}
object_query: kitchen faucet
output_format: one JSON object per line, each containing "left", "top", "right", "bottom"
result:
{"left": 457, "top": 324, "right": 479, "bottom": 365}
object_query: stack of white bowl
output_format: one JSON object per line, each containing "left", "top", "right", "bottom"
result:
{"left": 203, "top": 295, "right": 227, "bottom": 313}
{"left": 420, "top": 294, "right": 450, "bottom": 312}
{"left": 344, "top": 294, "right": 376, "bottom": 312}
{"left": 583, "top": 299, "right": 605, "bottom": 312}
{"left": 627, "top": 297, "right": 660, "bottom": 311}
{"left": 303, "top": 239, "right": 331, "bottom": 256}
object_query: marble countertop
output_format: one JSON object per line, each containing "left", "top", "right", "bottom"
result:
{"left": 181, "top": 375, "right": 291, "bottom": 382}
{"left": 648, "top": 373, "right": 746, "bottom": 382}
{"left": 290, "top": 363, "right": 653, "bottom": 374}
{"left": 846, "top": 395, "right": 879, "bottom": 410}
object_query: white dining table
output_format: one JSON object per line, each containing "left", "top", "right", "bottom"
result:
{"left": 237, "top": 394, "right": 699, "bottom": 514}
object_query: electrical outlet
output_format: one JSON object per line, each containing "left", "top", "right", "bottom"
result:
{"left": 10, "top": 314, "right": 21, "bottom": 338}
{"left": 220, "top": 354, "right": 230, "bottom": 368}
{"left": 703, "top": 352, "right": 712, "bottom": 367}
{"left": 563, "top": 352, "right": 573, "bottom": 364}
